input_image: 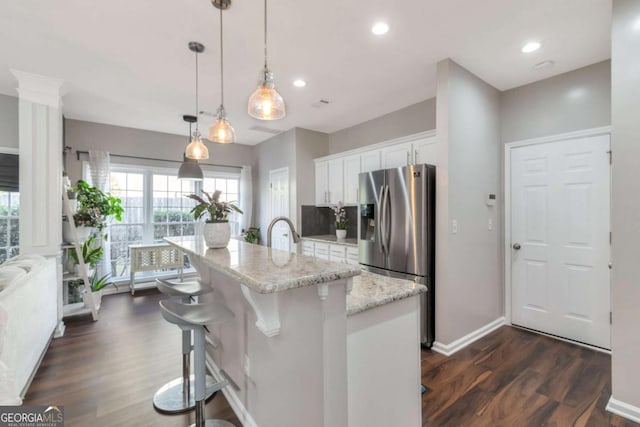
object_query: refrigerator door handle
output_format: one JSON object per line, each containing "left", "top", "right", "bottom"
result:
{"left": 378, "top": 185, "right": 386, "bottom": 255}
{"left": 384, "top": 185, "right": 392, "bottom": 253}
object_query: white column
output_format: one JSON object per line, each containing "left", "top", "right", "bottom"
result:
{"left": 12, "top": 70, "right": 65, "bottom": 336}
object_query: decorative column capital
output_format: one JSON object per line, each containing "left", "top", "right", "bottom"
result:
{"left": 11, "top": 69, "right": 65, "bottom": 108}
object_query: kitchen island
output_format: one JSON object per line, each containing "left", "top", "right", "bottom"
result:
{"left": 165, "top": 236, "right": 424, "bottom": 427}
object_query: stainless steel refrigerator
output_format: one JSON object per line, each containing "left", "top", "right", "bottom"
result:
{"left": 358, "top": 164, "right": 436, "bottom": 347}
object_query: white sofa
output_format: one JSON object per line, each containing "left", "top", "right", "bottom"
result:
{"left": 0, "top": 254, "right": 57, "bottom": 405}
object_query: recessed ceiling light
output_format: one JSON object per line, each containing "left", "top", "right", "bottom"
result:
{"left": 293, "top": 79, "right": 307, "bottom": 88}
{"left": 521, "top": 42, "right": 541, "bottom": 53}
{"left": 371, "top": 22, "right": 389, "bottom": 35}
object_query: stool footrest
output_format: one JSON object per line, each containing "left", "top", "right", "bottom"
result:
{"left": 205, "top": 379, "right": 228, "bottom": 396}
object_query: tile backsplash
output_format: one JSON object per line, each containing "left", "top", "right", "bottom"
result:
{"left": 301, "top": 205, "right": 358, "bottom": 238}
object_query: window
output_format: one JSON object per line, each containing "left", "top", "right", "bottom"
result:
{"left": 153, "top": 175, "right": 197, "bottom": 241}
{"left": 202, "top": 177, "right": 241, "bottom": 236}
{"left": 109, "top": 171, "right": 145, "bottom": 277}
{"left": 0, "top": 191, "right": 19, "bottom": 263}
{"left": 91, "top": 163, "right": 240, "bottom": 280}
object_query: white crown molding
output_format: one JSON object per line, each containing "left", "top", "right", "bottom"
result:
{"left": 432, "top": 317, "right": 505, "bottom": 356}
{"left": 10, "top": 69, "right": 65, "bottom": 108}
{"left": 607, "top": 396, "right": 640, "bottom": 424}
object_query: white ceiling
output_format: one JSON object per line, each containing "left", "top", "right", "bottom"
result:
{"left": 0, "top": 0, "right": 611, "bottom": 145}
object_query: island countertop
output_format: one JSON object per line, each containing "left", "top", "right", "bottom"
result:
{"left": 347, "top": 271, "right": 427, "bottom": 316}
{"left": 164, "top": 236, "right": 360, "bottom": 294}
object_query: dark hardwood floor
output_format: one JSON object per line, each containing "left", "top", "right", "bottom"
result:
{"left": 422, "top": 326, "right": 637, "bottom": 427}
{"left": 24, "top": 291, "right": 637, "bottom": 426}
{"left": 24, "top": 289, "right": 242, "bottom": 427}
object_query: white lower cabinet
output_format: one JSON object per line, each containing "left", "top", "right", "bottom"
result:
{"left": 314, "top": 242, "right": 330, "bottom": 260}
{"left": 346, "top": 247, "right": 359, "bottom": 265}
{"left": 302, "top": 241, "right": 315, "bottom": 256}
{"left": 329, "top": 244, "right": 347, "bottom": 263}
{"left": 302, "top": 240, "right": 359, "bottom": 265}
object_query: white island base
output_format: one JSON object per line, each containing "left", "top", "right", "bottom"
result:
{"left": 165, "top": 237, "right": 423, "bottom": 427}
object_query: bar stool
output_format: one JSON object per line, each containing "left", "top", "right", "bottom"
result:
{"left": 159, "top": 299, "right": 234, "bottom": 427}
{"left": 153, "top": 278, "right": 216, "bottom": 413}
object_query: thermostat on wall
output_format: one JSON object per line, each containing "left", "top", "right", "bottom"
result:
{"left": 486, "top": 194, "right": 496, "bottom": 207}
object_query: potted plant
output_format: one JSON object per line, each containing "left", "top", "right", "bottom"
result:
{"left": 186, "top": 190, "right": 242, "bottom": 248}
{"left": 89, "top": 273, "right": 117, "bottom": 309}
{"left": 242, "top": 227, "right": 260, "bottom": 244}
{"left": 69, "top": 236, "right": 104, "bottom": 277}
{"left": 63, "top": 180, "right": 124, "bottom": 243}
{"left": 330, "top": 202, "right": 348, "bottom": 240}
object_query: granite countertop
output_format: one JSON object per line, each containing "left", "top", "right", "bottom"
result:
{"left": 164, "top": 236, "right": 360, "bottom": 294}
{"left": 302, "top": 235, "right": 358, "bottom": 247}
{"left": 346, "top": 271, "right": 427, "bottom": 316}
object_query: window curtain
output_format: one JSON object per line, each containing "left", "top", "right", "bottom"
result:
{"left": 88, "top": 151, "right": 111, "bottom": 277}
{"left": 239, "top": 166, "right": 253, "bottom": 232}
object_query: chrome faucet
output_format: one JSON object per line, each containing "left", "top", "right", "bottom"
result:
{"left": 266, "top": 216, "right": 301, "bottom": 248}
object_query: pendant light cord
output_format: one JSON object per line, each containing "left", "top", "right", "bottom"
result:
{"left": 195, "top": 48, "right": 199, "bottom": 132}
{"left": 220, "top": 7, "right": 224, "bottom": 107}
{"left": 264, "top": 0, "right": 268, "bottom": 70}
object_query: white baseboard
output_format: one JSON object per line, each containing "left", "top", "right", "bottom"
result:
{"left": 206, "top": 354, "right": 258, "bottom": 427}
{"left": 606, "top": 396, "right": 640, "bottom": 424}
{"left": 432, "top": 317, "right": 505, "bottom": 356}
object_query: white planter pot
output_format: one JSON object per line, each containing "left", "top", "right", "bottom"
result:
{"left": 91, "top": 289, "right": 103, "bottom": 310}
{"left": 74, "top": 264, "right": 95, "bottom": 278}
{"left": 203, "top": 222, "right": 231, "bottom": 249}
{"left": 336, "top": 229, "right": 347, "bottom": 240}
{"left": 63, "top": 222, "right": 93, "bottom": 243}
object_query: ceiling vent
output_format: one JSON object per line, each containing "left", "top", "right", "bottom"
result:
{"left": 311, "top": 99, "right": 330, "bottom": 108}
{"left": 249, "top": 125, "right": 283, "bottom": 135}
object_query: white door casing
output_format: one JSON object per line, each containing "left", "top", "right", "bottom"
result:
{"left": 269, "top": 167, "right": 290, "bottom": 252}
{"left": 509, "top": 132, "right": 611, "bottom": 349}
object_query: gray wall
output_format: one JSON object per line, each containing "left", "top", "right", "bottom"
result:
{"left": 435, "top": 59, "right": 502, "bottom": 345}
{"left": 0, "top": 94, "right": 18, "bottom": 149}
{"left": 295, "top": 128, "right": 329, "bottom": 229}
{"left": 611, "top": 0, "right": 640, "bottom": 410}
{"left": 254, "top": 129, "right": 297, "bottom": 245}
{"left": 328, "top": 98, "right": 436, "bottom": 155}
{"left": 64, "top": 119, "right": 254, "bottom": 183}
{"left": 501, "top": 60, "right": 611, "bottom": 143}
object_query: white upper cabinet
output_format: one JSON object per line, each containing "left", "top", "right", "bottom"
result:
{"left": 314, "top": 131, "right": 436, "bottom": 206}
{"left": 343, "top": 155, "right": 361, "bottom": 205}
{"left": 413, "top": 136, "right": 438, "bottom": 165}
{"left": 361, "top": 150, "right": 381, "bottom": 173}
{"left": 381, "top": 142, "right": 413, "bottom": 169}
{"left": 327, "top": 159, "right": 344, "bottom": 205}
{"left": 315, "top": 158, "right": 344, "bottom": 206}
{"left": 315, "top": 160, "right": 329, "bottom": 205}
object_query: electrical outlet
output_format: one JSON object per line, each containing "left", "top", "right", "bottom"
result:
{"left": 452, "top": 220, "right": 458, "bottom": 234}
{"left": 244, "top": 354, "right": 250, "bottom": 377}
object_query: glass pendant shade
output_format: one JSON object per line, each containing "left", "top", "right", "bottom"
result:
{"left": 209, "top": 106, "right": 236, "bottom": 144}
{"left": 248, "top": 69, "right": 286, "bottom": 120}
{"left": 185, "top": 130, "right": 209, "bottom": 160}
{"left": 178, "top": 155, "right": 203, "bottom": 180}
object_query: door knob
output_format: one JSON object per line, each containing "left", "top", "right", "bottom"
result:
{"left": 513, "top": 243, "right": 521, "bottom": 250}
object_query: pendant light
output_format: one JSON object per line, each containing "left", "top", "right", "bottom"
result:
{"left": 178, "top": 115, "right": 204, "bottom": 180}
{"left": 247, "top": 0, "right": 286, "bottom": 120}
{"left": 185, "top": 41, "right": 209, "bottom": 160}
{"left": 209, "top": 2, "right": 236, "bottom": 144}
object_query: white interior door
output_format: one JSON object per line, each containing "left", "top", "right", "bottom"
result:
{"left": 510, "top": 134, "right": 610, "bottom": 349}
{"left": 269, "top": 167, "right": 290, "bottom": 252}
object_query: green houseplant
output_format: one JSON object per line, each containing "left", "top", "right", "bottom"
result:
{"left": 186, "top": 190, "right": 242, "bottom": 248}
{"left": 330, "top": 202, "right": 348, "bottom": 240}
{"left": 242, "top": 227, "right": 260, "bottom": 244}
{"left": 74, "top": 180, "right": 124, "bottom": 232}
{"left": 69, "top": 236, "right": 103, "bottom": 276}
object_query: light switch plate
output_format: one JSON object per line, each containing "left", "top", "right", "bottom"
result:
{"left": 452, "top": 220, "right": 458, "bottom": 234}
